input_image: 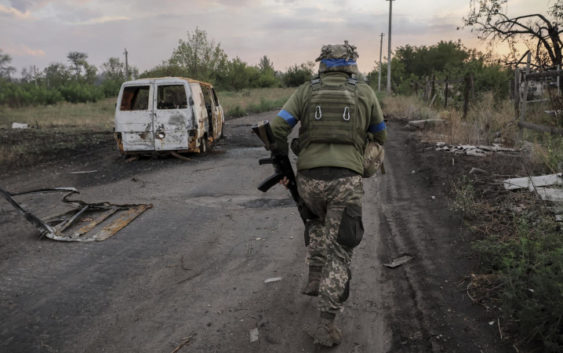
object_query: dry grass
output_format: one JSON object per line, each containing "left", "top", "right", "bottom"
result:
{"left": 0, "top": 87, "right": 296, "bottom": 130}
{"left": 382, "top": 95, "right": 440, "bottom": 121}
{"left": 385, "top": 93, "right": 519, "bottom": 147}
{"left": 0, "top": 98, "right": 116, "bottom": 129}
{"left": 217, "top": 87, "right": 294, "bottom": 116}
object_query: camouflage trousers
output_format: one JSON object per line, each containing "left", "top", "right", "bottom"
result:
{"left": 297, "top": 171, "right": 364, "bottom": 314}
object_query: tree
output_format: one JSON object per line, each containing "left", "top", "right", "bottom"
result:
{"left": 44, "top": 63, "right": 71, "bottom": 88}
{"left": 169, "top": 27, "right": 228, "bottom": 82}
{"left": 283, "top": 62, "right": 314, "bottom": 87}
{"left": 258, "top": 55, "right": 274, "bottom": 73}
{"left": 257, "top": 55, "right": 279, "bottom": 87}
{"left": 66, "top": 51, "right": 97, "bottom": 83}
{"left": 101, "top": 57, "right": 126, "bottom": 80}
{"left": 394, "top": 41, "right": 470, "bottom": 77}
{"left": 0, "top": 49, "right": 16, "bottom": 79}
{"left": 463, "top": 0, "right": 563, "bottom": 68}
{"left": 67, "top": 51, "right": 88, "bottom": 76}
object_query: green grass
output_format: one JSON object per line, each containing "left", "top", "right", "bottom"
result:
{"left": 217, "top": 87, "right": 294, "bottom": 118}
{"left": 472, "top": 209, "right": 562, "bottom": 352}
{"left": 0, "top": 98, "right": 116, "bottom": 129}
{"left": 0, "top": 87, "right": 295, "bottom": 129}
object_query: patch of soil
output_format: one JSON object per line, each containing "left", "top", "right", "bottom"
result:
{"left": 0, "top": 128, "right": 114, "bottom": 170}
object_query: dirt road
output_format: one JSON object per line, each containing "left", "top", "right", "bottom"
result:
{"left": 0, "top": 112, "right": 510, "bottom": 353}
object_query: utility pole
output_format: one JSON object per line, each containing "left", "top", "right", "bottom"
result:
{"left": 378, "top": 33, "right": 384, "bottom": 92}
{"left": 386, "top": 0, "right": 395, "bottom": 93}
{"left": 123, "top": 48, "right": 129, "bottom": 80}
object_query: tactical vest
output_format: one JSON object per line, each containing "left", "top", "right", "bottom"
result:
{"left": 299, "top": 75, "right": 366, "bottom": 151}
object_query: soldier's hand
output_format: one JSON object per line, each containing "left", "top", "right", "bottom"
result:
{"left": 279, "top": 176, "right": 290, "bottom": 188}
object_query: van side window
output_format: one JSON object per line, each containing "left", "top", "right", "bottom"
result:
{"left": 157, "top": 85, "right": 188, "bottom": 110}
{"left": 120, "top": 86, "right": 149, "bottom": 111}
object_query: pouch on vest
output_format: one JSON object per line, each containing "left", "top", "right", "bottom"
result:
{"left": 337, "top": 204, "right": 364, "bottom": 248}
{"left": 363, "top": 141, "right": 384, "bottom": 178}
{"left": 299, "top": 76, "right": 365, "bottom": 151}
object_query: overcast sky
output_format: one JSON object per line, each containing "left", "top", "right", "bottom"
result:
{"left": 0, "top": 0, "right": 553, "bottom": 75}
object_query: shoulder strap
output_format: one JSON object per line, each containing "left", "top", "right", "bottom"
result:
{"left": 311, "top": 76, "right": 321, "bottom": 90}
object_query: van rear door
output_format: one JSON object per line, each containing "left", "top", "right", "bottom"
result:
{"left": 153, "top": 83, "right": 191, "bottom": 151}
{"left": 116, "top": 84, "right": 154, "bottom": 152}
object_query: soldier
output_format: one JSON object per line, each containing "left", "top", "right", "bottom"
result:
{"left": 270, "top": 41, "right": 387, "bottom": 346}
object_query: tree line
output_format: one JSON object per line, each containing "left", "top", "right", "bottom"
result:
{"left": 2, "top": 0, "right": 561, "bottom": 108}
{"left": 367, "top": 40, "right": 513, "bottom": 104}
{"left": 0, "top": 28, "right": 314, "bottom": 107}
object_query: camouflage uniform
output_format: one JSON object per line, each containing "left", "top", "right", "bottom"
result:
{"left": 298, "top": 170, "right": 364, "bottom": 314}
{"left": 269, "top": 41, "right": 387, "bottom": 346}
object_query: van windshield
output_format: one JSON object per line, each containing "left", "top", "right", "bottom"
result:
{"left": 120, "top": 86, "right": 150, "bottom": 111}
{"left": 157, "top": 85, "right": 188, "bottom": 110}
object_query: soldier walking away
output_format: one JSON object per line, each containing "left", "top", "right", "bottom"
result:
{"left": 270, "top": 41, "right": 387, "bottom": 347}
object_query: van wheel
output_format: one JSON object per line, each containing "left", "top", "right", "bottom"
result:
{"left": 200, "top": 137, "right": 208, "bottom": 153}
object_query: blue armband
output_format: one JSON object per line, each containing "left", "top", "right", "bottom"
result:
{"left": 368, "top": 121, "right": 386, "bottom": 133}
{"left": 278, "top": 109, "right": 297, "bottom": 127}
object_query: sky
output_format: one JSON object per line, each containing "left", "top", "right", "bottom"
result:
{"left": 0, "top": 0, "right": 554, "bottom": 75}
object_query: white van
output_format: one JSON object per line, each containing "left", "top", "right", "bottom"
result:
{"left": 114, "top": 77, "right": 224, "bottom": 155}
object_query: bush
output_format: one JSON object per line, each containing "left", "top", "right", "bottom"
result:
{"left": 58, "top": 82, "right": 104, "bottom": 103}
{"left": 0, "top": 81, "right": 64, "bottom": 107}
{"left": 473, "top": 211, "right": 563, "bottom": 351}
{"left": 283, "top": 63, "right": 314, "bottom": 87}
{"left": 227, "top": 105, "right": 246, "bottom": 117}
{"left": 101, "top": 79, "right": 124, "bottom": 98}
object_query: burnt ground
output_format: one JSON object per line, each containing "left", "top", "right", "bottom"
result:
{"left": 0, "top": 111, "right": 520, "bottom": 353}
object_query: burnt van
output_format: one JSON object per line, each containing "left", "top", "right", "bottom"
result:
{"left": 114, "top": 77, "right": 224, "bottom": 155}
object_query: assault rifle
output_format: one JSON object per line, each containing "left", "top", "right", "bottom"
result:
{"left": 252, "top": 121, "right": 317, "bottom": 245}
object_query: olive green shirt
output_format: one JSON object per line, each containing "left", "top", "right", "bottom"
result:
{"left": 271, "top": 72, "right": 387, "bottom": 175}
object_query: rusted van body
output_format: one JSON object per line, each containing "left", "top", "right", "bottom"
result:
{"left": 114, "top": 77, "right": 224, "bottom": 155}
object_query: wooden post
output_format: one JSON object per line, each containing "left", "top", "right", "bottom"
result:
{"left": 463, "top": 73, "right": 471, "bottom": 119}
{"left": 557, "top": 65, "right": 560, "bottom": 96}
{"left": 430, "top": 74, "right": 436, "bottom": 103}
{"left": 444, "top": 76, "right": 449, "bottom": 108}
{"left": 514, "top": 68, "right": 521, "bottom": 115}
{"left": 124, "top": 48, "right": 129, "bottom": 80}
{"left": 519, "top": 52, "right": 531, "bottom": 140}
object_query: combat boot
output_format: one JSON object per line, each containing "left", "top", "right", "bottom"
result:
{"left": 313, "top": 312, "right": 342, "bottom": 347}
{"left": 301, "top": 265, "right": 322, "bottom": 296}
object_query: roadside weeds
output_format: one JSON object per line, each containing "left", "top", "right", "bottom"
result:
{"left": 383, "top": 92, "right": 562, "bottom": 352}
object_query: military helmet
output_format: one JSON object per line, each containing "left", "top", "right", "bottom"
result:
{"left": 316, "top": 40, "right": 359, "bottom": 62}
{"left": 316, "top": 40, "right": 359, "bottom": 74}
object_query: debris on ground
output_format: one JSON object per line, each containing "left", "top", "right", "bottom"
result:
{"left": 11, "top": 122, "right": 29, "bottom": 129}
{"left": 170, "top": 335, "right": 193, "bottom": 353}
{"left": 384, "top": 254, "right": 414, "bottom": 269}
{"left": 264, "top": 277, "right": 282, "bottom": 284}
{"left": 503, "top": 173, "right": 562, "bottom": 191}
{"left": 435, "top": 142, "right": 518, "bottom": 157}
{"left": 503, "top": 173, "right": 563, "bottom": 218}
{"left": 408, "top": 119, "right": 444, "bottom": 129}
{"left": 70, "top": 170, "right": 98, "bottom": 174}
{"left": 469, "top": 167, "right": 488, "bottom": 175}
{"left": 249, "top": 328, "right": 259, "bottom": 343}
{"left": 0, "top": 185, "right": 152, "bottom": 242}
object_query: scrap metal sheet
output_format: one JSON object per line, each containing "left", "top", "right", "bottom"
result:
{"left": 0, "top": 185, "right": 152, "bottom": 242}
